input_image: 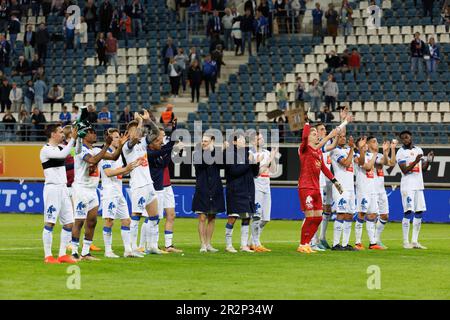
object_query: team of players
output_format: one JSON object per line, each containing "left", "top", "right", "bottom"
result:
{"left": 40, "top": 110, "right": 434, "bottom": 263}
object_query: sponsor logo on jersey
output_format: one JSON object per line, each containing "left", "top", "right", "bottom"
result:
{"left": 138, "top": 196, "right": 146, "bottom": 209}
{"left": 255, "top": 202, "right": 261, "bottom": 212}
{"left": 76, "top": 201, "right": 86, "bottom": 215}
{"left": 406, "top": 196, "right": 412, "bottom": 204}
{"left": 108, "top": 202, "right": 115, "bottom": 215}
{"left": 338, "top": 198, "right": 347, "bottom": 210}
{"left": 361, "top": 198, "right": 368, "bottom": 210}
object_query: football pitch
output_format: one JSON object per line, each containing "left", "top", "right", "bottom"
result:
{"left": 0, "top": 214, "right": 449, "bottom": 300}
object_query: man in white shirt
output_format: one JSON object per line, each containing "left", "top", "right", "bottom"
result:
{"left": 99, "top": 128, "right": 143, "bottom": 258}
{"left": 248, "top": 132, "right": 278, "bottom": 252}
{"left": 396, "top": 130, "right": 434, "bottom": 249}
{"left": 9, "top": 82, "right": 22, "bottom": 112}
{"left": 40, "top": 124, "right": 78, "bottom": 264}
{"left": 71, "top": 122, "right": 127, "bottom": 261}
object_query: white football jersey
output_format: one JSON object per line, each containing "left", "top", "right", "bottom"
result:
{"left": 73, "top": 144, "right": 102, "bottom": 188}
{"left": 354, "top": 151, "right": 376, "bottom": 195}
{"left": 40, "top": 139, "right": 74, "bottom": 185}
{"left": 330, "top": 146, "right": 355, "bottom": 191}
{"left": 99, "top": 150, "right": 124, "bottom": 197}
{"left": 249, "top": 148, "right": 272, "bottom": 192}
{"left": 122, "top": 137, "right": 152, "bottom": 189}
{"left": 374, "top": 153, "right": 386, "bottom": 192}
{"left": 319, "top": 139, "right": 333, "bottom": 187}
{"left": 396, "top": 146, "right": 425, "bottom": 191}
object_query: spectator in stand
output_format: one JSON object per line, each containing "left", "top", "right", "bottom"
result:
{"left": 209, "top": 33, "right": 225, "bottom": 53}
{"left": 255, "top": 9, "right": 268, "bottom": 52}
{"left": 188, "top": 0, "right": 200, "bottom": 32}
{"left": 0, "top": 2, "right": 9, "bottom": 34}
{"left": 207, "top": 10, "right": 222, "bottom": 38}
{"left": 222, "top": 8, "right": 235, "bottom": 51}
{"left": 32, "top": 66, "right": 46, "bottom": 82}
{"left": 275, "top": 0, "right": 289, "bottom": 34}
{"left": 160, "top": 104, "right": 175, "bottom": 127}
{"left": 30, "top": 53, "right": 42, "bottom": 76}
{"left": 9, "top": 0, "right": 21, "bottom": 18}
{"left": 410, "top": 32, "right": 427, "bottom": 73}
{"left": 188, "top": 60, "right": 202, "bottom": 103}
{"left": 308, "top": 78, "right": 322, "bottom": 113}
{"left": 2, "top": 110, "right": 16, "bottom": 140}
{"left": 425, "top": 37, "right": 440, "bottom": 74}
{"left": 257, "top": 0, "right": 271, "bottom": 36}
{"left": 200, "top": 0, "right": 213, "bottom": 30}
{"left": 119, "top": 11, "right": 132, "bottom": 48}
{"left": 231, "top": 16, "right": 242, "bottom": 55}
{"left": 51, "top": 0, "right": 64, "bottom": 15}
{"left": 23, "top": 80, "right": 34, "bottom": 113}
{"left": 18, "top": 109, "right": 31, "bottom": 141}
{"left": 168, "top": 57, "right": 182, "bottom": 98}
{"left": 46, "top": 84, "right": 64, "bottom": 109}
{"left": 105, "top": 32, "right": 118, "bottom": 71}
{"left": 84, "top": 0, "right": 97, "bottom": 33}
{"left": 277, "top": 82, "right": 288, "bottom": 110}
{"left": 0, "top": 34, "right": 10, "bottom": 71}
{"left": 348, "top": 47, "right": 361, "bottom": 80}
{"left": 96, "top": 33, "right": 107, "bottom": 66}
{"left": 188, "top": 46, "right": 201, "bottom": 65}
{"left": 42, "top": 0, "right": 52, "bottom": 16}
{"left": 162, "top": 37, "right": 177, "bottom": 74}
{"left": 422, "top": 0, "right": 434, "bottom": 17}
{"left": 86, "top": 104, "right": 98, "bottom": 123}
{"left": 63, "top": 12, "right": 76, "bottom": 50}
{"left": 241, "top": 9, "right": 255, "bottom": 56}
{"left": 175, "top": 48, "right": 189, "bottom": 92}
{"left": 339, "top": 0, "right": 353, "bottom": 36}
{"left": 323, "top": 74, "right": 338, "bottom": 111}
{"left": 317, "top": 105, "right": 334, "bottom": 131}
{"left": 119, "top": 105, "right": 134, "bottom": 130}
{"left": 295, "top": 76, "right": 305, "bottom": 109}
{"left": 325, "top": 3, "right": 338, "bottom": 40}
{"left": 31, "top": 1, "right": 41, "bottom": 16}
{"left": 0, "top": 78, "right": 11, "bottom": 112}
{"left": 110, "top": 9, "right": 121, "bottom": 39}
{"left": 202, "top": 54, "right": 217, "bottom": 96}
{"left": 35, "top": 23, "right": 50, "bottom": 62}
{"left": 443, "top": 5, "right": 450, "bottom": 32}
{"left": 178, "top": 0, "right": 190, "bottom": 23}
{"left": 12, "top": 55, "right": 31, "bottom": 76}
{"left": 9, "top": 82, "right": 22, "bottom": 112}
{"left": 76, "top": 17, "right": 88, "bottom": 49}
{"left": 337, "top": 49, "right": 350, "bottom": 73}
{"left": 213, "top": 0, "right": 226, "bottom": 16}
{"left": 23, "top": 24, "right": 36, "bottom": 62}
{"left": 98, "top": 105, "right": 113, "bottom": 130}
{"left": 99, "top": 0, "right": 114, "bottom": 33}
{"left": 71, "top": 105, "right": 79, "bottom": 121}
{"left": 59, "top": 105, "right": 71, "bottom": 126}
{"left": 33, "top": 77, "right": 47, "bottom": 111}
{"left": 244, "top": 0, "right": 257, "bottom": 16}
{"left": 211, "top": 44, "right": 225, "bottom": 78}
{"left": 131, "top": 0, "right": 144, "bottom": 36}
{"left": 31, "top": 107, "right": 46, "bottom": 141}
{"left": 167, "top": 0, "right": 177, "bottom": 22}
{"left": 325, "top": 50, "right": 341, "bottom": 73}
{"left": 8, "top": 15, "right": 20, "bottom": 56}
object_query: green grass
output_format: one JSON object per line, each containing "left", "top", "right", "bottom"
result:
{"left": 0, "top": 214, "right": 449, "bottom": 300}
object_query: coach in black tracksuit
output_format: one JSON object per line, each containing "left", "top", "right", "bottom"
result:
{"left": 223, "top": 134, "right": 260, "bottom": 252}
{"left": 192, "top": 135, "right": 225, "bottom": 251}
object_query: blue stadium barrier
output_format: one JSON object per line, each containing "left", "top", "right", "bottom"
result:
{"left": 0, "top": 183, "right": 448, "bottom": 223}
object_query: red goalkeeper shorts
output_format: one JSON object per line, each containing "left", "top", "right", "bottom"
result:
{"left": 298, "top": 188, "right": 323, "bottom": 212}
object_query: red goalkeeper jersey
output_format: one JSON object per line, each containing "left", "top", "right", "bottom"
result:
{"left": 298, "top": 123, "right": 335, "bottom": 190}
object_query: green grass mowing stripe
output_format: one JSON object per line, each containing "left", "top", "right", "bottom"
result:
{"left": 0, "top": 214, "right": 449, "bottom": 299}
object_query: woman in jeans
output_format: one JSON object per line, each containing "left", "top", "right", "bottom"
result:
{"left": 425, "top": 37, "right": 440, "bottom": 73}
{"left": 323, "top": 74, "right": 338, "bottom": 111}
{"left": 168, "top": 58, "right": 182, "bottom": 98}
{"left": 308, "top": 78, "right": 323, "bottom": 113}
{"left": 339, "top": 0, "right": 353, "bottom": 36}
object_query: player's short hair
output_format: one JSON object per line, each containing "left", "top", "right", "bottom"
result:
{"left": 314, "top": 122, "right": 325, "bottom": 129}
{"left": 127, "top": 120, "right": 139, "bottom": 130}
{"left": 106, "top": 128, "right": 119, "bottom": 135}
{"left": 399, "top": 130, "right": 412, "bottom": 137}
{"left": 367, "top": 136, "right": 376, "bottom": 142}
{"left": 45, "top": 124, "right": 61, "bottom": 138}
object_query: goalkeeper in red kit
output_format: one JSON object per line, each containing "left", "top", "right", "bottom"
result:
{"left": 297, "top": 116, "right": 351, "bottom": 253}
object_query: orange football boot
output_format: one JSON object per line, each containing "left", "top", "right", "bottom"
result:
{"left": 57, "top": 255, "right": 78, "bottom": 264}
{"left": 44, "top": 256, "right": 61, "bottom": 264}
{"left": 90, "top": 244, "right": 102, "bottom": 251}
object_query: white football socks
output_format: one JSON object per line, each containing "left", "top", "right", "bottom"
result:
{"left": 164, "top": 230, "right": 173, "bottom": 248}
{"left": 59, "top": 227, "right": 72, "bottom": 257}
{"left": 342, "top": 220, "right": 352, "bottom": 247}
{"left": 120, "top": 226, "right": 132, "bottom": 253}
{"left": 130, "top": 216, "right": 140, "bottom": 250}
{"left": 43, "top": 226, "right": 53, "bottom": 257}
{"left": 251, "top": 220, "right": 261, "bottom": 247}
{"left": 319, "top": 213, "right": 331, "bottom": 241}
{"left": 376, "top": 218, "right": 387, "bottom": 243}
{"left": 412, "top": 216, "right": 422, "bottom": 243}
{"left": 241, "top": 224, "right": 249, "bottom": 247}
{"left": 81, "top": 239, "right": 92, "bottom": 256}
{"left": 402, "top": 216, "right": 411, "bottom": 243}
{"left": 103, "top": 227, "right": 113, "bottom": 253}
{"left": 366, "top": 219, "right": 376, "bottom": 244}
{"left": 139, "top": 219, "right": 147, "bottom": 249}
{"left": 333, "top": 220, "right": 343, "bottom": 247}
{"left": 225, "top": 223, "right": 234, "bottom": 247}
{"left": 355, "top": 218, "right": 364, "bottom": 244}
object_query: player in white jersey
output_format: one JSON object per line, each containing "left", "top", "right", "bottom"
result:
{"left": 122, "top": 110, "right": 165, "bottom": 254}
{"left": 71, "top": 123, "right": 127, "bottom": 261}
{"left": 248, "top": 132, "right": 278, "bottom": 252}
{"left": 311, "top": 123, "right": 339, "bottom": 251}
{"left": 354, "top": 137, "right": 384, "bottom": 250}
{"left": 40, "top": 124, "right": 78, "bottom": 264}
{"left": 99, "top": 128, "right": 143, "bottom": 258}
{"left": 368, "top": 137, "right": 398, "bottom": 249}
{"left": 330, "top": 133, "right": 357, "bottom": 251}
{"left": 396, "top": 130, "right": 434, "bottom": 249}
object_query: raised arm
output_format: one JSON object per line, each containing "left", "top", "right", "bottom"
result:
{"left": 104, "top": 159, "right": 141, "bottom": 178}
{"left": 300, "top": 122, "right": 310, "bottom": 153}
{"left": 422, "top": 151, "right": 434, "bottom": 171}
{"left": 102, "top": 132, "right": 129, "bottom": 161}
{"left": 45, "top": 138, "right": 74, "bottom": 159}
